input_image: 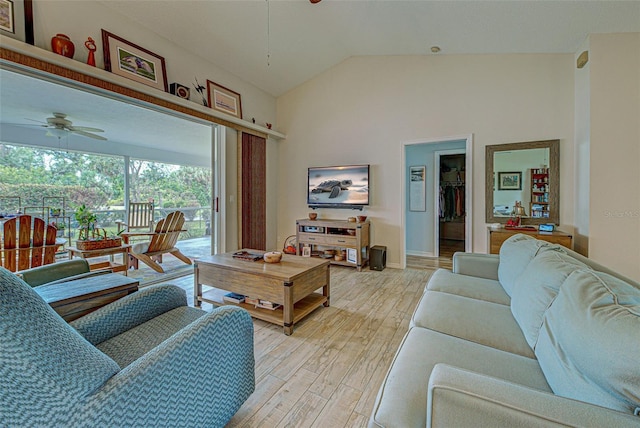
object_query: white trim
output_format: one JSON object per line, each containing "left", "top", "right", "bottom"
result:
{"left": 401, "top": 134, "right": 473, "bottom": 268}
{"left": 214, "top": 125, "right": 226, "bottom": 254}
{"left": 406, "top": 250, "right": 436, "bottom": 257}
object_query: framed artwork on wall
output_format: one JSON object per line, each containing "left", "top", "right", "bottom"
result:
{"left": 409, "top": 165, "right": 426, "bottom": 212}
{"left": 0, "top": 0, "right": 34, "bottom": 44}
{"left": 101, "top": 29, "right": 168, "bottom": 92}
{"left": 498, "top": 171, "right": 522, "bottom": 190}
{"left": 207, "top": 80, "right": 242, "bottom": 119}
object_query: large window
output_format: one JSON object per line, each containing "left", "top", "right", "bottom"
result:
{"left": 129, "top": 158, "right": 212, "bottom": 242}
{"left": 0, "top": 144, "right": 211, "bottom": 256}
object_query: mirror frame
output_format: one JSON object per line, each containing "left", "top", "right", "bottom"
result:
{"left": 486, "top": 139, "right": 560, "bottom": 225}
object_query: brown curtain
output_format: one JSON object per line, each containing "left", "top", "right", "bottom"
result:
{"left": 240, "top": 133, "right": 266, "bottom": 250}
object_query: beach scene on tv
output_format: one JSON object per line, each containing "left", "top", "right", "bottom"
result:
{"left": 308, "top": 165, "right": 369, "bottom": 205}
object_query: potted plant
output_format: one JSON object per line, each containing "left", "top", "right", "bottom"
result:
{"left": 50, "top": 220, "right": 66, "bottom": 237}
{"left": 74, "top": 204, "right": 97, "bottom": 241}
{"left": 74, "top": 205, "right": 121, "bottom": 250}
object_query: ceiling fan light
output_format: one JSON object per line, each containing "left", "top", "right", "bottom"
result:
{"left": 48, "top": 128, "right": 67, "bottom": 138}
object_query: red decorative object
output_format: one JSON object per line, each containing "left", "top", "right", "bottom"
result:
{"left": 51, "top": 34, "right": 75, "bottom": 58}
{"left": 85, "top": 37, "right": 96, "bottom": 66}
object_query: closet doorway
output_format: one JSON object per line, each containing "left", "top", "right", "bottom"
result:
{"left": 436, "top": 150, "right": 466, "bottom": 258}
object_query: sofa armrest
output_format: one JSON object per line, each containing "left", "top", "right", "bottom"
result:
{"left": 71, "top": 284, "right": 187, "bottom": 345}
{"left": 19, "top": 259, "right": 90, "bottom": 287}
{"left": 452, "top": 252, "right": 499, "bottom": 280}
{"left": 76, "top": 306, "right": 255, "bottom": 427}
{"left": 427, "top": 364, "right": 639, "bottom": 428}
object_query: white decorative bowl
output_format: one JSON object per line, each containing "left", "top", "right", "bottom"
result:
{"left": 263, "top": 251, "right": 283, "bottom": 263}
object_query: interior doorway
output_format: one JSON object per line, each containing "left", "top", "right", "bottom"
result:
{"left": 402, "top": 135, "right": 473, "bottom": 269}
{"left": 436, "top": 151, "right": 466, "bottom": 258}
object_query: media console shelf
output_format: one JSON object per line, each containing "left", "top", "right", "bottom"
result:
{"left": 296, "top": 218, "right": 370, "bottom": 271}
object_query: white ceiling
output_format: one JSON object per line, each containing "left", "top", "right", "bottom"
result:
{"left": 101, "top": 0, "right": 640, "bottom": 97}
{"left": 1, "top": 1, "right": 639, "bottom": 157}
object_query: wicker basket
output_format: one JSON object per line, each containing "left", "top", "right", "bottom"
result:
{"left": 75, "top": 237, "right": 122, "bottom": 251}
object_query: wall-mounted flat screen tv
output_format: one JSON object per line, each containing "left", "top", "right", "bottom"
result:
{"left": 307, "top": 164, "right": 369, "bottom": 209}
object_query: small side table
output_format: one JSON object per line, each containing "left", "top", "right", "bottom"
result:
{"left": 35, "top": 273, "right": 139, "bottom": 321}
{"left": 68, "top": 244, "right": 132, "bottom": 275}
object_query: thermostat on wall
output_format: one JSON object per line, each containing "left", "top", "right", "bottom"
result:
{"left": 539, "top": 224, "right": 555, "bottom": 232}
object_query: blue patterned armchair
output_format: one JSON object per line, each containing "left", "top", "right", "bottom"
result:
{"left": 0, "top": 267, "right": 255, "bottom": 427}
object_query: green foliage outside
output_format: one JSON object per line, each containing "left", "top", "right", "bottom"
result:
{"left": 0, "top": 144, "right": 212, "bottom": 240}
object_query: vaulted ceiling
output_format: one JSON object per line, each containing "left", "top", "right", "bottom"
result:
{"left": 101, "top": 0, "right": 640, "bottom": 97}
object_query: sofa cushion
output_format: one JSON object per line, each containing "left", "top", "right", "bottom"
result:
{"left": 426, "top": 268, "right": 510, "bottom": 305}
{"left": 97, "top": 306, "right": 206, "bottom": 368}
{"left": 498, "top": 234, "right": 554, "bottom": 296}
{"left": 370, "top": 327, "right": 551, "bottom": 428}
{"left": 536, "top": 270, "right": 640, "bottom": 414}
{"left": 411, "top": 290, "right": 534, "bottom": 358}
{"left": 510, "top": 250, "right": 591, "bottom": 349}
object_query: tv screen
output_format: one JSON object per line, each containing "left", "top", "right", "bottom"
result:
{"left": 307, "top": 164, "right": 369, "bottom": 209}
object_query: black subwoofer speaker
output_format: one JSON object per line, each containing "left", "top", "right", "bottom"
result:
{"left": 370, "top": 245, "right": 387, "bottom": 271}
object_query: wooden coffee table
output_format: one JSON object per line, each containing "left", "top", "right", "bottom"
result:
{"left": 35, "top": 273, "right": 139, "bottom": 322}
{"left": 194, "top": 250, "right": 330, "bottom": 335}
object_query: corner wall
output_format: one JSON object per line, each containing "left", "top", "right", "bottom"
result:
{"left": 588, "top": 33, "right": 640, "bottom": 280}
{"left": 276, "top": 54, "right": 575, "bottom": 266}
{"left": 573, "top": 39, "right": 591, "bottom": 256}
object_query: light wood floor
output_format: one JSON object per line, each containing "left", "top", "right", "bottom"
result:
{"left": 405, "top": 239, "right": 464, "bottom": 270}
{"left": 163, "top": 265, "right": 436, "bottom": 428}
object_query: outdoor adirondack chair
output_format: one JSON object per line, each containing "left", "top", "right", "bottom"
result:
{"left": 116, "top": 201, "right": 154, "bottom": 234}
{"left": 122, "top": 211, "right": 192, "bottom": 273}
{"left": 1, "top": 215, "right": 58, "bottom": 272}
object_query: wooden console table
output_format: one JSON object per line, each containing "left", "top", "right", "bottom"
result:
{"left": 35, "top": 273, "right": 139, "bottom": 321}
{"left": 488, "top": 228, "right": 573, "bottom": 254}
{"left": 296, "top": 218, "right": 370, "bottom": 271}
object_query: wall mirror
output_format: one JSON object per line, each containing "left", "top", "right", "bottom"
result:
{"left": 485, "top": 139, "right": 559, "bottom": 225}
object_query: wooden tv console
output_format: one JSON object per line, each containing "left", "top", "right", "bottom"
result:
{"left": 296, "top": 218, "right": 370, "bottom": 271}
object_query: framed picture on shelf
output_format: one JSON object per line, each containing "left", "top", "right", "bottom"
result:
{"left": 302, "top": 246, "right": 311, "bottom": 257}
{"left": 207, "top": 80, "right": 242, "bottom": 118}
{"left": 498, "top": 171, "right": 522, "bottom": 190}
{"left": 101, "top": 29, "right": 168, "bottom": 92}
{"left": 0, "top": 0, "right": 34, "bottom": 44}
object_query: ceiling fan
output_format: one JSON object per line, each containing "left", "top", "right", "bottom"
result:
{"left": 29, "top": 112, "right": 107, "bottom": 141}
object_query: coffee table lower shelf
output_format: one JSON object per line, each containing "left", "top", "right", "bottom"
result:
{"left": 199, "top": 288, "right": 327, "bottom": 326}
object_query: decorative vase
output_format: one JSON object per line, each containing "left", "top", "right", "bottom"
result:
{"left": 51, "top": 34, "right": 75, "bottom": 58}
{"left": 84, "top": 37, "right": 96, "bottom": 66}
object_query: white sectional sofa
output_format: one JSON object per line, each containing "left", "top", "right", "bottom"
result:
{"left": 369, "top": 234, "right": 640, "bottom": 427}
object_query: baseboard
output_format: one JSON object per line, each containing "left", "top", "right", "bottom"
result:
{"left": 406, "top": 250, "right": 436, "bottom": 258}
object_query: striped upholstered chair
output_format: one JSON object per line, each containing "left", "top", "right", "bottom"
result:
{"left": 0, "top": 267, "right": 255, "bottom": 427}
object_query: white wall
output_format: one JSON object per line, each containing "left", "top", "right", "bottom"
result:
{"left": 588, "top": 33, "right": 640, "bottom": 280}
{"left": 277, "top": 54, "right": 575, "bottom": 266}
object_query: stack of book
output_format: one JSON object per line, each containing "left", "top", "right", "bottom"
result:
{"left": 223, "top": 292, "right": 245, "bottom": 304}
{"left": 232, "top": 251, "right": 264, "bottom": 261}
{"left": 256, "top": 299, "right": 281, "bottom": 310}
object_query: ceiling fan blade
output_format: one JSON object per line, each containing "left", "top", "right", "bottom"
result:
{"left": 72, "top": 129, "right": 107, "bottom": 140}
{"left": 69, "top": 125, "right": 105, "bottom": 132}
{"left": 24, "top": 118, "right": 49, "bottom": 126}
